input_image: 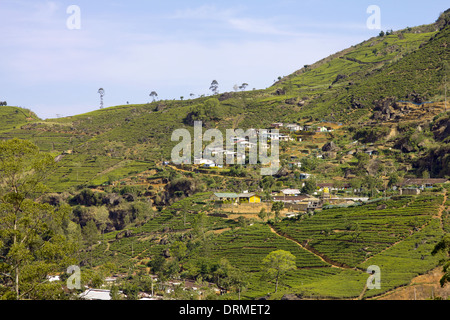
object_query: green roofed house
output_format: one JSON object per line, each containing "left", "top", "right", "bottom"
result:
{"left": 213, "top": 193, "right": 239, "bottom": 203}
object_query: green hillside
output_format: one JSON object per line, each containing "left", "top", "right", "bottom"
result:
{"left": 0, "top": 106, "right": 39, "bottom": 133}
{"left": 0, "top": 10, "right": 449, "bottom": 300}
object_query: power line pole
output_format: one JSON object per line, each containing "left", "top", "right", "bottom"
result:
{"left": 98, "top": 88, "right": 105, "bottom": 109}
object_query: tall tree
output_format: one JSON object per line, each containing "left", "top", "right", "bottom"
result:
{"left": 209, "top": 80, "right": 219, "bottom": 95}
{"left": 261, "top": 250, "right": 296, "bottom": 293}
{"left": 0, "top": 138, "right": 78, "bottom": 300}
{"left": 239, "top": 83, "right": 248, "bottom": 91}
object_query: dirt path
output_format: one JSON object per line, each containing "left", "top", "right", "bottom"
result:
{"left": 104, "top": 241, "right": 110, "bottom": 253}
{"left": 268, "top": 225, "right": 346, "bottom": 269}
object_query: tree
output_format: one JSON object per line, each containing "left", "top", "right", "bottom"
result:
{"left": 110, "top": 284, "right": 122, "bottom": 300}
{"left": 355, "top": 152, "right": 370, "bottom": 176}
{"left": 98, "top": 88, "right": 105, "bottom": 109}
{"left": 258, "top": 208, "right": 267, "bottom": 222}
{"left": 387, "top": 171, "right": 402, "bottom": 188}
{"left": 271, "top": 202, "right": 284, "bottom": 222}
{"left": 170, "top": 241, "right": 187, "bottom": 261}
{"left": 209, "top": 80, "right": 219, "bottom": 95}
{"left": 261, "top": 250, "right": 296, "bottom": 293}
{"left": 0, "top": 138, "right": 78, "bottom": 300}
{"left": 150, "top": 91, "right": 158, "bottom": 102}
{"left": 432, "top": 234, "right": 450, "bottom": 287}
{"left": 239, "top": 83, "right": 248, "bottom": 91}
{"left": 301, "top": 178, "right": 317, "bottom": 195}
{"left": 300, "top": 156, "right": 318, "bottom": 171}
{"left": 229, "top": 267, "right": 248, "bottom": 300}
{"left": 82, "top": 220, "right": 99, "bottom": 247}
{"left": 365, "top": 174, "right": 383, "bottom": 198}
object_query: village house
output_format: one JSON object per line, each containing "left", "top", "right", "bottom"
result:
{"left": 260, "top": 131, "right": 280, "bottom": 140}
{"left": 316, "top": 183, "right": 352, "bottom": 193}
{"left": 299, "top": 173, "right": 312, "bottom": 180}
{"left": 79, "top": 289, "right": 118, "bottom": 300}
{"left": 260, "top": 129, "right": 293, "bottom": 142}
{"left": 364, "top": 148, "right": 379, "bottom": 156}
{"left": 237, "top": 140, "right": 258, "bottom": 149}
{"left": 288, "top": 162, "right": 302, "bottom": 169}
{"left": 272, "top": 194, "right": 322, "bottom": 212}
{"left": 399, "top": 188, "right": 421, "bottom": 195}
{"left": 194, "top": 158, "right": 215, "bottom": 166}
{"left": 212, "top": 192, "right": 261, "bottom": 204}
{"left": 271, "top": 122, "right": 284, "bottom": 128}
{"left": 278, "top": 134, "right": 293, "bottom": 142}
{"left": 237, "top": 192, "right": 261, "bottom": 203}
{"left": 399, "top": 178, "right": 448, "bottom": 189}
{"left": 213, "top": 193, "right": 239, "bottom": 203}
{"left": 285, "top": 124, "right": 302, "bottom": 132}
{"left": 280, "top": 188, "right": 302, "bottom": 196}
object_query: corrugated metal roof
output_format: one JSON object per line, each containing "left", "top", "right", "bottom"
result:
{"left": 80, "top": 289, "right": 113, "bottom": 300}
{"left": 213, "top": 193, "right": 238, "bottom": 198}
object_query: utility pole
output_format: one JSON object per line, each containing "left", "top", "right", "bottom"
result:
{"left": 98, "top": 88, "right": 105, "bottom": 109}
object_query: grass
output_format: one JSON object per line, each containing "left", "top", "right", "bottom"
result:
{"left": 273, "top": 195, "right": 442, "bottom": 267}
{"left": 359, "top": 218, "right": 445, "bottom": 298}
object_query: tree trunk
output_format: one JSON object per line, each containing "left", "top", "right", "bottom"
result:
{"left": 275, "top": 271, "right": 279, "bottom": 293}
{"left": 14, "top": 219, "right": 19, "bottom": 300}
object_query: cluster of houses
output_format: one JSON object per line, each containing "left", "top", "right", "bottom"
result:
{"left": 212, "top": 188, "right": 322, "bottom": 216}
{"left": 76, "top": 276, "right": 223, "bottom": 300}
{"left": 272, "top": 188, "right": 322, "bottom": 213}
{"left": 193, "top": 131, "right": 292, "bottom": 168}
{"left": 271, "top": 122, "right": 335, "bottom": 133}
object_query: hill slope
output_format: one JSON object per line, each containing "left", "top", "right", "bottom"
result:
{"left": 0, "top": 10, "right": 449, "bottom": 300}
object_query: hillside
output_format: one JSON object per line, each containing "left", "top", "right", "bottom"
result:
{"left": 0, "top": 13, "right": 448, "bottom": 187}
{"left": 0, "top": 10, "right": 449, "bottom": 300}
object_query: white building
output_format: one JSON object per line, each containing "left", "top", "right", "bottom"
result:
{"left": 281, "top": 188, "right": 302, "bottom": 196}
{"left": 79, "top": 289, "right": 115, "bottom": 300}
{"left": 285, "top": 124, "right": 302, "bottom": 131}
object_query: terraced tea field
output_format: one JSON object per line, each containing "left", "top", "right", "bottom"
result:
{"left": 272, "top": 195, "right": 443, "bottom": 267}
{"left": 85, "top": 190, "right": 448, "bottom": 300}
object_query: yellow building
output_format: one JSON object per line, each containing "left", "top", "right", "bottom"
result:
{"left": 238, "top": 193, "right": 261, "bottom": 203}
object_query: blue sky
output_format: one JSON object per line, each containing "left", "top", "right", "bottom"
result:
{"left": 0, "top": 0, "right": 448, "bottom": 119}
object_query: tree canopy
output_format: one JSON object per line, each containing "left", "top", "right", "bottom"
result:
{"left": 261, "top": 250, "right": 296, "bottom": 293}
{"left": 0, "top": 138, "right": 78, "bottom": 299}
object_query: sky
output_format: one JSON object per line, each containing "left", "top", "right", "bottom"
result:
{"left": 0, "top": 0, "right": 448, "bottom": 119}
